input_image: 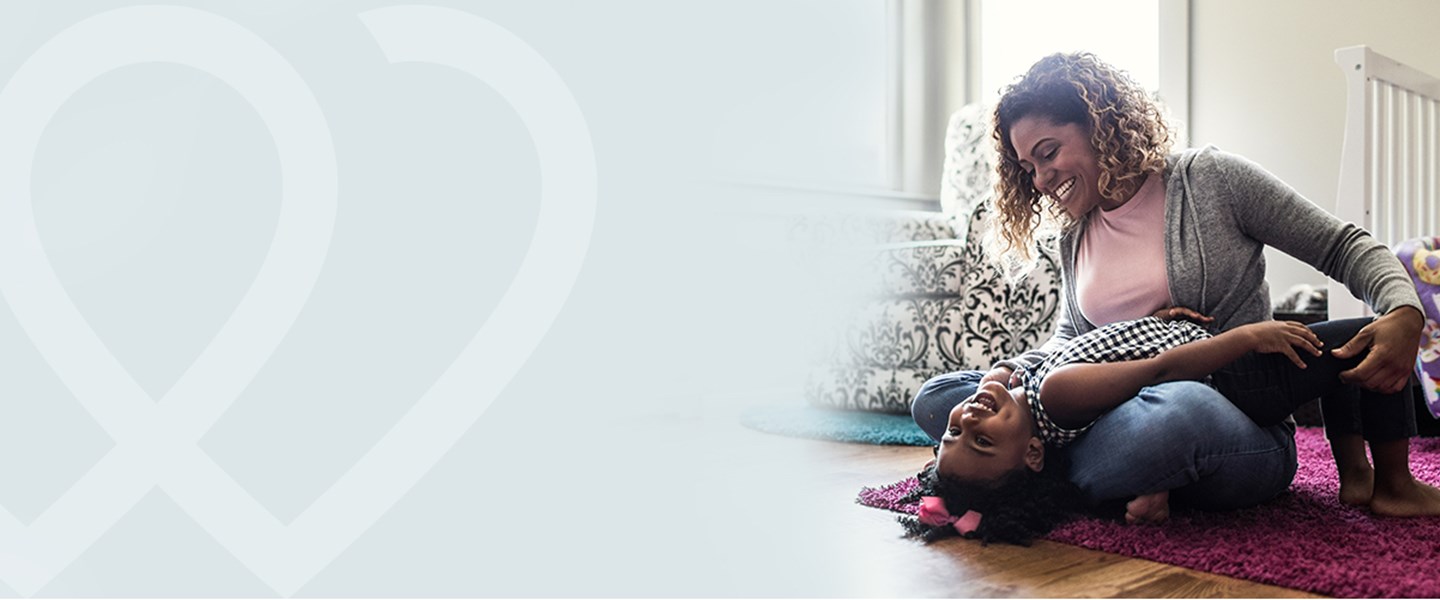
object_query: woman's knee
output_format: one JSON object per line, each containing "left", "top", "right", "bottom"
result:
{"left": 1139, "top": 381, "right": 1256, "bottom": 432}
{"left": 911, "top": 371, "right": 981, "bottom": 441}
{"left": 1174, "top": 429, "right": 1297, "bottom": 510}
{"left": 1067, "top": 381, "right": 1293, "bottom": 500}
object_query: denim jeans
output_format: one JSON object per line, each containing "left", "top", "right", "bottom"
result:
{"left": 912, "top": 372, "right": 1297, "bottom": 509}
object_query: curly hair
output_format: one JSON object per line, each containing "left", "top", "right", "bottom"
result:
{"left": 897, "top": 451, "right": 1084, "bottom": 546}
{"left": 990, "top": 52, "right": 1174, "bottom": 262}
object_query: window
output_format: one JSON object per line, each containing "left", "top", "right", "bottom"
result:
{"left": 710, "top": 0, "right": 1187, "bottom": 206}
{"left": 978, "top": 0, "right": 1189, "bottom": 145}
{"left": 979, "top": 0, "right": 1160, "bottom": 101}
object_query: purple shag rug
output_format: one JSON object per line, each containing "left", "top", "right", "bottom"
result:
{"left": 858, "top": 427, "right": 1440, "bottom": 598}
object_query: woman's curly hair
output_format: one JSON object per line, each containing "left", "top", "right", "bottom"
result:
{"left": 897, "top": 451, "right": 1084, "bottom": 546}
{"left": 990, "top": 52, "right": 1174, "bottom": 262}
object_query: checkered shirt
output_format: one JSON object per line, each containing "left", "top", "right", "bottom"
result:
{"left": 1020, "top": 316, "right": 1212, "bottom": 447}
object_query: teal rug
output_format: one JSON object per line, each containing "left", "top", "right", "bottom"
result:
{"left": 740, "top": 405, "right": 933, "bottom": 446}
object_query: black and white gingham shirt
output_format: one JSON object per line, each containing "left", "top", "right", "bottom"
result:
{"left": 1019, "top": 317, "right": 1212, "bottom": 447}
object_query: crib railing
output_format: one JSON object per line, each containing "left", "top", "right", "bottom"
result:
{"left": 1329, "top": 45, "right": 1440, "bottom": 319}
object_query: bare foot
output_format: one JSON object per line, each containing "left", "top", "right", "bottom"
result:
{"left": 1125, "top": 491, "right": 1170, "bottom": 525}
{"left": 1370, "top": 476, "right": 1440, "bottom": 517}
{"left": 1338, "top": 465, "right": 1375, "bottom": 506}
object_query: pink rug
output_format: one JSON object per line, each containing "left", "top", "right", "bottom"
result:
{"left": 858, "top": 427, "right": 1440, "bottom": 598}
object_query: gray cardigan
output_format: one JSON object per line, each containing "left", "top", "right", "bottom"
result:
{"left": 999, "top": 146, "right": 1423, "bottom": 371}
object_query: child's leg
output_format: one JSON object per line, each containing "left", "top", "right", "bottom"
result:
{"left": 1369, "top": 437, "right": 1440, "bottom": 516}
{"left": 1216, "top": 318, "right": 1385, "bottom": 505}
{"left": 1217, "top": 317, "right": 1439, "bottom": 515}
{"left": 1354, "top": 374, "right": 1440, "bottom": 516}
{"left": 1212, "top": 318, "right": 1371, "bottom": 426}
{"left": 1319, "top": 383, "right": 1375, "bottom": 505}
{"left": 1327, "top": 431, "right": 1374, "bottom": 505}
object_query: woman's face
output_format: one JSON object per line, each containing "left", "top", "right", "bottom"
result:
{"left": 935, "top": 381, "right": 1044, "bottom": 483}
{"left": 1008, "top": 115, "right": 1114, "bottom": 219}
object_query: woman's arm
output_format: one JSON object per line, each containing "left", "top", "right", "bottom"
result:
{"left": 1040, "top": 321, "right": 1322, "bottom": 428}
{"left": 1212, "top": 151, "right": 1419, "bottom": 317}
{"left": 1210, "top": 150, "right": 1422, "bottom": 393}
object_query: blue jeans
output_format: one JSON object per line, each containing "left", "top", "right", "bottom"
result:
{"left": 912, "top": 371, "right": 1297, "bottom": 510}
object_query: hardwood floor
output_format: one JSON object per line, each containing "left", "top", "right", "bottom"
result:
{"left": 710, "top": 413, "right": 1325, "bottom": 598}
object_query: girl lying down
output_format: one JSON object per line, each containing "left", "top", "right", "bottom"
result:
{"left": 900, "top": 308, "right": 1440, "bottom": 545}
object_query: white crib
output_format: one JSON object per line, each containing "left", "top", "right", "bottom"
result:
{"left": 1329, "top": 45, "right": 1440, "bottom": 319}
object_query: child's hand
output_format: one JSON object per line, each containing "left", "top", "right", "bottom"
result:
{"left": 1152, "top": 306, "right": 1214, "bottom": 324}
{"left": 1238, "top": 320, "right": 1324, "bottom": 368}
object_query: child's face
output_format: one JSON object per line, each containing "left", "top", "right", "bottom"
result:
{"left": 935, "top": 381, "right": 1045, "bottom": 483}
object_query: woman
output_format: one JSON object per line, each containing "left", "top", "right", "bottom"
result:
{"left": 912, "top": 52, "right": 1429, "bottom": 520}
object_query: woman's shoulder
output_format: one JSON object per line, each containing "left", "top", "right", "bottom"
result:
{"left": 1167, "top": 145, "right": 1266, "bottom": 178}
{"left": 1164, "top": 146, "right": 1283, "bottom": 207}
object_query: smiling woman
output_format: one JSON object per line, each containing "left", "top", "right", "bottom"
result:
{"left": 1007, "top": 118, "right": 1109, "bottom": 218}
{"left": 911, "top": 50, "right": 1431, "bottom": 544}
{"left": 991, "top": 52, "right": 1173, "bottom": 264}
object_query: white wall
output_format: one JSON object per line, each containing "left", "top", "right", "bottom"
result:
{"left": 710, "top": 0, "right": 891, "bottom": 192}
{"left": 1190, "top": 0, "right": 1440, "bottom": 305}
{"left": 0, "top": 3, "right": 920, "bottom": 594}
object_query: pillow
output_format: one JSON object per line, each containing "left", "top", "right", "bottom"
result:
{"left": 1398, "top": 237, "right": 1440, "bottom": 420}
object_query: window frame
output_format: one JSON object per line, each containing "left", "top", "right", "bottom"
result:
{"left": 718, "top": 0, "right": 1190, "bottom": 211}
{"left": 887, "top": 0, "right": 1190, "bottom": 201}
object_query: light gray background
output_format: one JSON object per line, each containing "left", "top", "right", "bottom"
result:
{"left": 0, "top": 0, "right": 880, "bottom": 596}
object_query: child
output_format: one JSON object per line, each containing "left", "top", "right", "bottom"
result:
{"left": 899, "top": 310, "right": 1440, "bottom": 545}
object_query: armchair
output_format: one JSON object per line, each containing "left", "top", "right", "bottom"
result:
{"left": 803, "top": 105, "right": 1062, "bottom": 414}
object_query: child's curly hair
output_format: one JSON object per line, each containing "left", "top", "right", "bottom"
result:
{"left": 990, "top": 52, "right": 1174, "bottom": 262}
{"left": 898, "top": 451, "right": 1084, "bottom": 546}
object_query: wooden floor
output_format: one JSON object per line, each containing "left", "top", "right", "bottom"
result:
{"left": 707, "top": 406, "right": 1326, "bottom": 598}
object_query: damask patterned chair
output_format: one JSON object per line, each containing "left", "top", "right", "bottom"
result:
{"left": 803, "top": 105, "right": 1062, "bottom": 414}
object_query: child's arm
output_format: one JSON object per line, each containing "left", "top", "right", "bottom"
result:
{"left": 1040, "top": 320, "right": 1323, "bottom": 428}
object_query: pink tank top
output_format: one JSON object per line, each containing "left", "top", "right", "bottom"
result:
{"left": 1075, "top": 174, "right": 1171, "bottom": 326}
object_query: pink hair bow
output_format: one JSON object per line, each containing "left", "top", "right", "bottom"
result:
{"left": 918, "top": 496, "right": 983, "bottom": 534}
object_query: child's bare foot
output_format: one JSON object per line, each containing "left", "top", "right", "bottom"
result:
{"left": 1125, "top": 491, "right": 1170, "bottom": 524}
{"left": 1370, "top": 476, "right": 1440, "bottom": 517}
{"left": 1338, "top": 464, "right": 1375, "bottom": 506}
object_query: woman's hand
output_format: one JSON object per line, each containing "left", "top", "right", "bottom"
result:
{"left": 980, "top": 365, "right": 1020, "bottom": 388}
{"left": 1152, "top": 306, "right": 1215, "bottom": 325}
{"left": 1236, "top": 320, "right": 1324, "bottom": 369}
{"left": 1332, "top": 307, "right": 1425, "bottom": 393}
